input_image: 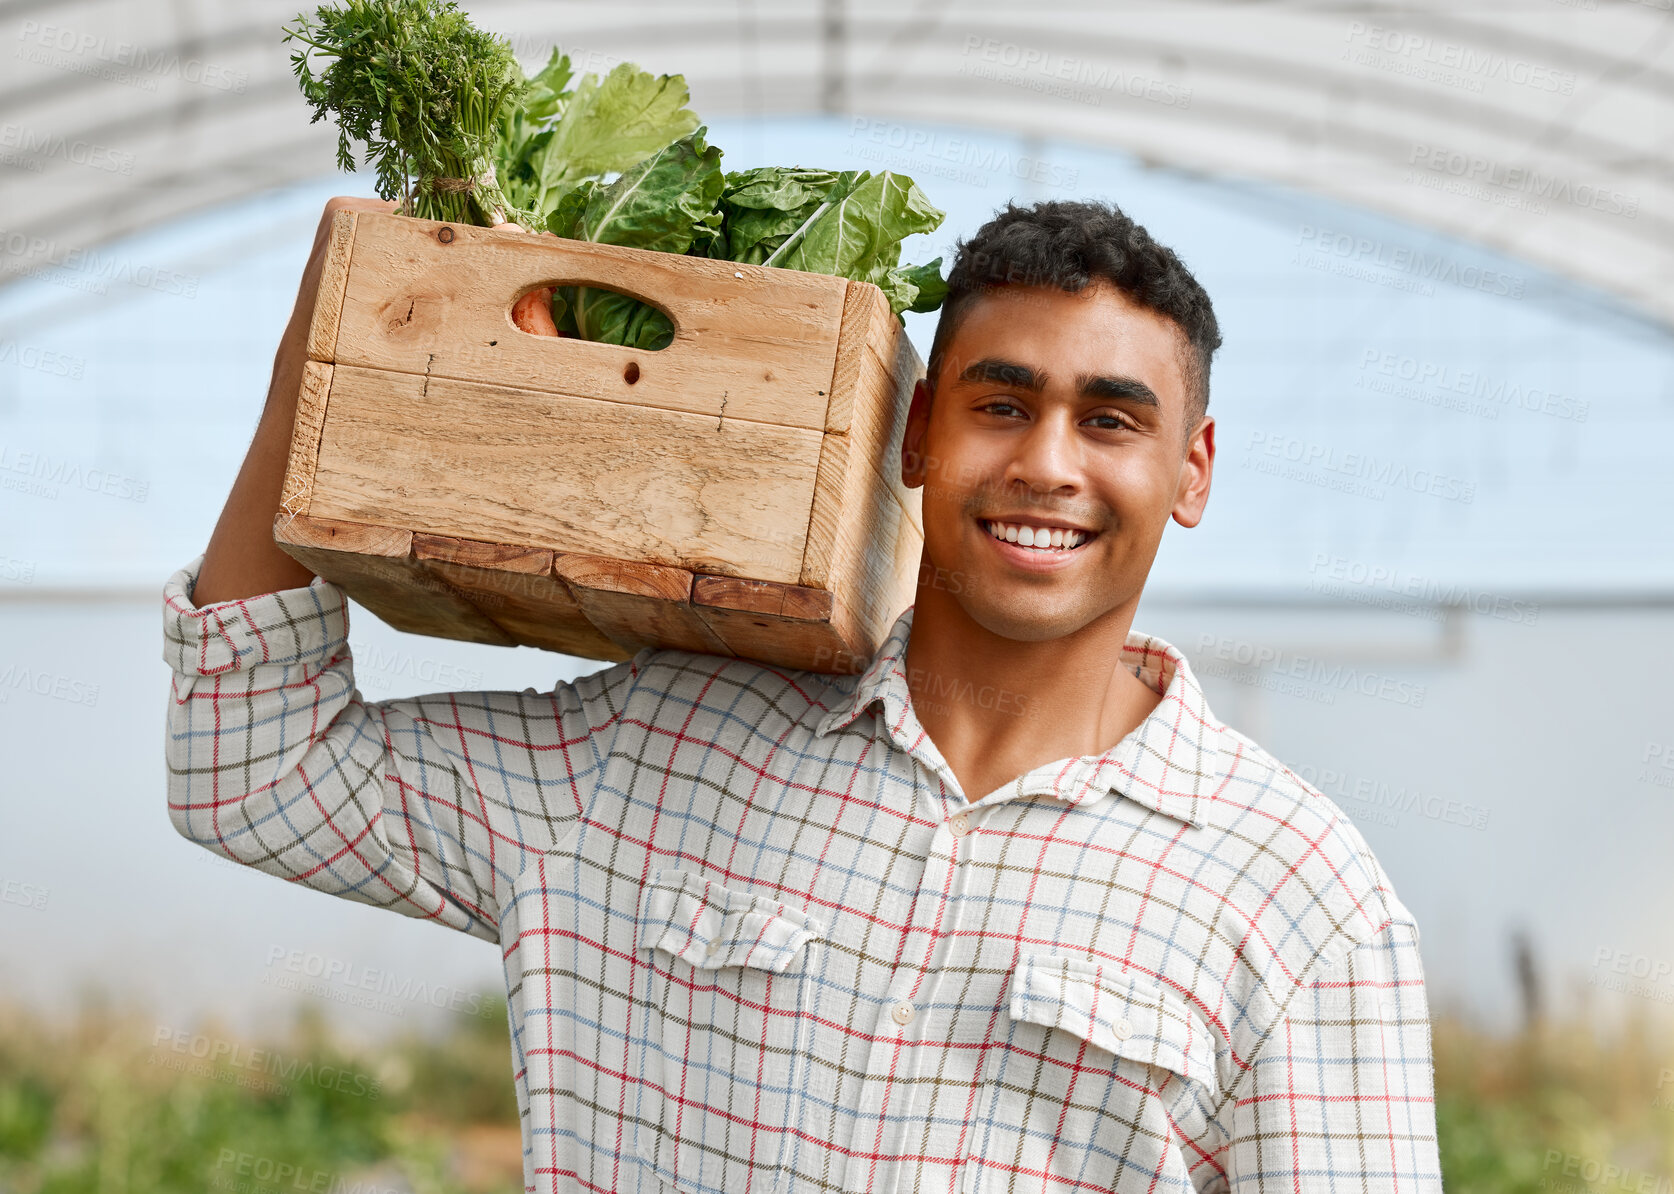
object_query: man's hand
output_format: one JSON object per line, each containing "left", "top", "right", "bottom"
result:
{"left": 192, "top": 196, "right": 396, "bottom": 607}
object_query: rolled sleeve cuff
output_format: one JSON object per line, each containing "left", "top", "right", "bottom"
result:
{"left": 162, "top": 552, "right": 349, "bottom": 676}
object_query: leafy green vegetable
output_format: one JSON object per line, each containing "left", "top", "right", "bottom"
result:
{"left": 547, "top": 126, "right": 725, "bottom": 349}
{"left": 705, "top": 167, "right": 855, "bottom": 264}
{"left": 494, "top": 50, "right": 702, "bottom": 225}
{"left": 762, "top": 170, "right": 945, "bottom": 302}
{"left": 710, "top": 166, "right": 947, "bottom": 317}
{"left": 284, "top": 1, "right": 950, "bottom": 342}
{"left": 284, "top": 0, "right": 522, "bottom": 225}
{"left": 493, "top": 48, "right": 574, "bottom": 217}
{"left": 544, "top": 160, "right": 948, "bottom": 345}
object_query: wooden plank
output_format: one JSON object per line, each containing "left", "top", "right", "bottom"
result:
{"left": 307, "top": 364, "right": 822, "bottom": 585}
{"left": 850, "top": 288, "right": 927, "bottom": 538}
{"left": 805, "top": 430, "right": 923, "bottom": 661}
{"left": 335, "top": 211, "right": 846, "bottom": 431}
{"left": 273, "top": 514, "right": 515, "bottom": 646}
{"left": 799, "top": 433, "right": 850, "bottom": 593}
{"left": 692, "top": 575, "right": 834, "bottom": 621}
{"left": 822, "top": 280, "right": 879, "bottom": 436}
{"left": 690, "top": 575, "right": 842, "bottom": 670}
{"left": 412, "top": 533, "right": 628, "bottom": 661}
{"left": 306, "top": 209, "right": 357, "bottom": 364}
{"left": 690, "top": 605, "right": 856, "bottom": 674}
{"left": 553, "top": 554, "right": 731, "bottom": 657}
{"left": 278, "top": 360, "right": 334, "bottom": 523}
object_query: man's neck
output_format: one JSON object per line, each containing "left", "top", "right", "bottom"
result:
{"left": 900, "top": 584, "right": 1165, "bottom": 804}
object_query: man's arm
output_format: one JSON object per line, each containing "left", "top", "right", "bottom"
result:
{"left": 193, "top": 196, "right": 395, "bottom": 605}
{"left": 1217, "top": 919, "right": 1443, "bottom": 1190}
{"left": 165, "top": 197, "right": 644, "bottom": 938}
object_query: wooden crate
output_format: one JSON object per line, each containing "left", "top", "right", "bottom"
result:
{"left": 274, "top": 209, "right": 924, "bottom": 675}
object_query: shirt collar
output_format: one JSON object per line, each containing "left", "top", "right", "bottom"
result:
{"left": 814, "top": 607, "right": 1226, "bottom": 827}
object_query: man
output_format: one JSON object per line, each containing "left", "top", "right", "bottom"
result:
{"left": 165, "top": 195, "right": 1442, "bottom": 1192}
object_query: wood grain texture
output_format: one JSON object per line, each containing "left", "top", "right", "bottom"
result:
{"left": 690, "top": 603, "right": 855, "bottom": 672}
{"left": 549, "top": 551, "right": 729, "bottom": 658}
{"left": 412, "top": 533, "right": 629, "bottom": 660}
{"left": 832, "top": 457, "right": 923, "bottom": 653}
{"left": 286, "top": 215, "right": 927, "bottom": 672}
{"left": 278, "top": 360, "right": 334, "bottom": 524}
{"left": 273, "top": 513, "right": 515, "bottom": 646}
{"left": 822, "top": 280, "right": 878, "bottom": 435}
{"left": 692, "top": 575, "right": 834, "bottom": 621}
{"left": 333, "top": 212, "right": 847, "bottom": 430}
{"left": 798, "top": 433, "right": 850, "bottom": 593}
{"left": 306, "top": 210, "right": 358, "bottom": 364}
{"left": 801, "top": 284, "right": 926, "bottom": 591}
{"left": 551, "top": 553, "right": 693, "bottom": 600}
{"left": 307, "top": 364, "right": 822, "bottom": 584}
{"left": 849, "top": 287, "right": 927, "bottom": 539}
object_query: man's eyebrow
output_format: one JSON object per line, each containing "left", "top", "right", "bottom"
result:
{"left": 955, "top": 357, "right": 1159, "bottom": 406}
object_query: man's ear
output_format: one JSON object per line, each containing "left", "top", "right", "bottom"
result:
{"left": 901, "top": 376, "right": 934, "bottom": 489}
{"left": 1172, "top": 414, "right": 1215, "bottom": 529}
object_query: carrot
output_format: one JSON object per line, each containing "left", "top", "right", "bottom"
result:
{"left": 512, "top": 286, "right": 558, "bottom": 336}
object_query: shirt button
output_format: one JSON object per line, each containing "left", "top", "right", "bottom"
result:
{"left": 1111, "top": 1017, "right": 1134, "bottom": 1041}
{"left": 891, "top": 1000, "right": 916, "bottom": 1026}
{"left": 949, "top": 813, "right": 972, "bottom": 837}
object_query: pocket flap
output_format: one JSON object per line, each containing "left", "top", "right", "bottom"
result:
{"left": 638, "top": 868, "right": 826, "bottom": 973}
{"left": 1008, "top": 954, "right": 1218, "bottom": 1094}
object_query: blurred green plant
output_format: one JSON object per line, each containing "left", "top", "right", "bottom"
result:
{"left": 1432, "top": 1007, "right": 1674, "bottom": 1193}
{"left": 3, "top": 991, "right": 1673, "bottom": 1193}
{"left": 0, "top": 992, "right": 521, "bottom": 1194}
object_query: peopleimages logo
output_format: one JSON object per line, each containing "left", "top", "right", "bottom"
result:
{"left": 1308, "top": 553, "right": 1540, "bottom": 626}
{"left": 0, "top": 339, "right": 85, "bottom": 380}
{"left": 0, "top": 230, "right": 199, "bottom": 298}
{"left": 1343, "top": 22, "right": 1577, "bottom": 94}
{"left": 262, "top": 946, "right": 493, "bottom": 1019}
{"left": 1245, "top": 430, "right": 1476, "bottom": 504}
{"left": 1408, "top": 142, "right": 1639, "bottom": 219}
{"left": 15, "top": 19, "right": 249, "bottom": 92}
{"left": 1295, "top": 226, "right": 1525, "bottom": 298}
{"left": 1356, "top": 348, "right": 1590, "bottom": 424}
{"left": 848, "top": 118, "right": 1081, "bottom": 190}
{"left": 1194, "top": 635, "right": 1427, "bottom": 708}
{"left": 0, "top": 442, "right": 148, "bottom": 502}
{"left": 956, "top": 36, "right": 1193, "bottom": 109}
{"left": 0, "top": 124, "right": 136, "bottom": 175}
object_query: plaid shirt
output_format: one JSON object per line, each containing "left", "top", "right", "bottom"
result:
{"left": 163, "top": 554, "right": 1441, "bottom": 1194}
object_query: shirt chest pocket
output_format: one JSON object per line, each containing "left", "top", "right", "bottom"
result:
{"left": 631, "top": 867, "right": 827, "bottom": 1194}
{"left": 964, "top": 953, "right": 1221, "bottom": 1194}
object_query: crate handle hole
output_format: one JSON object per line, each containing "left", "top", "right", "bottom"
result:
{"left": 623, "top": 361, "right": 640, "bottom": 384}
{"left": 508, "top": 284, "right": 677, "bottom": 350}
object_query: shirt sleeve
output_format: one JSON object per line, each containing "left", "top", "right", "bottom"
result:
{"left": 161, "top": 552, "right": 643, "bottom": 943}
{"left": 1212, "top": 918, "right": 1442, "bottom": 1191}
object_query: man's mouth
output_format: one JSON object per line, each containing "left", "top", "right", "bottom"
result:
{"left": 977, "top": 518, "right": 1098, "bottom": 554}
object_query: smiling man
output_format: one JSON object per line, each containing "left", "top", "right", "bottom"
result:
{"left": 164, "top": 196, "right": 1441, "bottom": 1193}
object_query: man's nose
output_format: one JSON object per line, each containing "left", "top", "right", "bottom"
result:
{"left": 1004, "top": 410, "right": 1081, "bottom": 498}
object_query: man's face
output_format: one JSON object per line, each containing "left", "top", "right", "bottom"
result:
{"left": 901, "top": 282, "right": 1214, "bottom": 643}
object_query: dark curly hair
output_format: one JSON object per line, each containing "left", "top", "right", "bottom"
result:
{"left": 924, "top": 199, "right": 1222, "bottom": 428}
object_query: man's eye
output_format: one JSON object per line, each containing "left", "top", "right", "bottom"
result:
{"left": 980, "top": 401, "right": 1024, "bottom": 416}
{"left": 1087, "top": 414, "right": 1135, "bottom": 430}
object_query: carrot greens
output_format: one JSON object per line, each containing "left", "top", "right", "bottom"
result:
{"left": 285, "top": 0, "right": 949, "bottom": 345}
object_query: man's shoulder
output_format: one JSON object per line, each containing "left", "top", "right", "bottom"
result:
{"left": 612, "top": 645, "right": 851, "bottom": 731}
{"left": 1206, "top": 722, "right": 1412, "bottom": 945}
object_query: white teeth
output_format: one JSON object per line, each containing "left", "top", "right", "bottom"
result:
{"left": 982, "top": 520, "right": 1090, "bottom": 552}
